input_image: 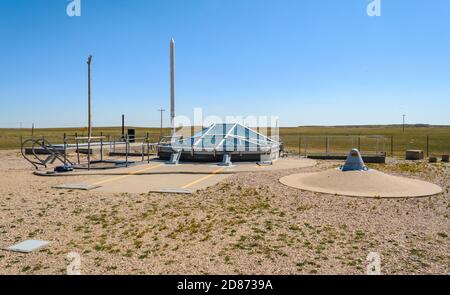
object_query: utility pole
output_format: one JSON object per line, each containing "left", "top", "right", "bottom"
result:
{"left": 31, "top": 123, "right": 34, "bottom": 137}
{"left": 87, "top": 55, "right": 93, "bottom": 141}
{"left": 402, "top": 114, "right": 406, "bottom": 133}
{"left": 87, "top": 55, "right": 93, "bottom": 170}
{"left": 158, "top": 108, "right": 165, "bottom": 140}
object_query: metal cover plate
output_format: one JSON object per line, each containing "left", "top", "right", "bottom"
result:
{"left": 52, "top": 183, "right": 101, "bottom": 190}
{"left": 152, "top": 188, "right": 193, "bottom": 194}
{"left": 5, "top": 240, "right": 49, "bottom": 253}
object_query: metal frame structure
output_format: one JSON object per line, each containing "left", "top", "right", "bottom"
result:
{"left": 21, "top": 133, "right": 158, "bottom": 171}
{"left": 158, "top": 123, "right": 281, "bottom": 163}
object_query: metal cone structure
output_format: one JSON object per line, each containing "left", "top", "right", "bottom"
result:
{"left": 341, "top": 149, "right": 368, "bottom": 171}
{"left": 279, "top": 148, "right": 443, "bottom": 198}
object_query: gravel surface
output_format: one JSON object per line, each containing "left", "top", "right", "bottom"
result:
{"left": 0, "top": 150, "right": 449, "bottom": 274}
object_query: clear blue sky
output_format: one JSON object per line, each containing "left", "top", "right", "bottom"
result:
{"left": 0, "top": 0, "right": 449, "bottom": 128}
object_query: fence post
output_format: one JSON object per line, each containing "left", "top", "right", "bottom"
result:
{"left": 87, "top": 134, "right": 91, "bottom": 171}
{"left": 426, "top": 135, "right": 429, "bottom": 158}
{"left": 63, "top": 133, "right": 67, "bottom": 166}
{"left": 326, "top": 136, "right": 329, "bottom": 155}
{"left": 391, "top": 135, "right": 394, "bottom": 158}
{"left": 75, "top": 132, "right": 80, "bottom": 164}
{"left": 298, "top": 135, "right": 301, "bottom": 158}
{"left": 100, "top": 132, "right": 103, "bottom": 162}
{"left": 141, "top": 136, "right": 145, "bottom": 162}
{"left": 147, "top": 132, "right": 150, "bottom": 163}
{"left": 125, "top": 134, "right": 129, "bottom": 168}
{"left": 305, "top": 137, "right": 308, "bottom": 157}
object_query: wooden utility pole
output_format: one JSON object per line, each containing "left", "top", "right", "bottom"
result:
{"left": 158, "top": 108, "right": 165, "bottom": 140}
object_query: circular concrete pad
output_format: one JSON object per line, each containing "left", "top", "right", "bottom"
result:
{"left": 280, "top": 169, "right": 442, "bottom": 198}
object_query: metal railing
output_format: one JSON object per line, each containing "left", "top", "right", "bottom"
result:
{"left": 21, "top": 132, "right": 159, "bottom": 170}
{"left": 298, "top": 135, "right": 387, "bottom": 157}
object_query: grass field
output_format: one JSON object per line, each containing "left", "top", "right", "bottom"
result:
{"left": 280, "top": 125, "right": 450, "bottom": 157}
{"left": 1, "top": 125, "right": 449, "bottom": 158}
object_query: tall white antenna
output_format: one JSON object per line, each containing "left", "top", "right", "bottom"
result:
{"left": 170, "top": 38, "right": 175, "bottom": 136}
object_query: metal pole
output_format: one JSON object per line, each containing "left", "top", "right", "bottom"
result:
{"left": 87, "top": 137, "right": 91, "bottom": 171}
{"left": 75, "top": 132, "right": 80, "bottom": 164}
{"left": 121, "top": 114, "right": 125, "bottom": 139}
{"left": 100, "top": 131, "right": 103, "bottom": 161}
{"left": 31, "top": 123, "right": 34, "bottom": 137}
{"left": 402, "top": 114, "right": 406, "bottom": 133}
{"left": 305, "top": 137, "right": 308, "bottom": 157}
{"left": 158, "top": 108, "right": 165, "bottom": 141}
{"left": 426, "top": 135, "right": 429, "bottom": 158}
{"left": 87, "top": 55, "right": 93, "bottom": 171}
{"left": 147, "top": 132, "right": 150, "bottom": 163}
{"left": 326, "top": 136, "right": 329, "bottom": 155}
{"left": 141, "top": 137, "right": 145, "bottom": 162}
{"left": 298, "top": 135, "right": 301, "bottom": 158}
{"left": 125, "top": 135, "right": 129, "bottom": 168}
{"left": 63, "top": 133, "right": 67, "bottom": 166}
{"left": 358, "top": 136, "right": 361, "bottom": 151}
{"left": 170, "top": 38, "right": 176, "bottom": 136}
{"left": 391, "top": 135, "right": 394, "bottom": 157}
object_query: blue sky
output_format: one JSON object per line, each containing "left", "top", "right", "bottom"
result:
{"left": 0, "top": 0, "right": 449, "bottom": 128}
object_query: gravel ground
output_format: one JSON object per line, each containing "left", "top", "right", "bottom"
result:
{"left": 0, "top": 150, "right": 449, "bottom": 274}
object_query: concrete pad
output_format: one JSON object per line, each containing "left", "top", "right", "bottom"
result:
{"left": 36, "top": 157, "right": 316, "bottom": 177}
{"left": 91, "top": 171, "right": 231, "bottom": 194}
{"left": 280, "top": 168, "right": 443, "bottom": 198}
{"left": 80, "top": 158, "right": 313, "bottom": 194}
{"left": 37, "top": 157, "right": 316, "bottom": 194}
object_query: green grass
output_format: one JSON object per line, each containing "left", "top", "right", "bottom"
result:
{"left": 0, "top": 127, "right": 170, "bottom": 150}
{"left": 280, "top": 125, "right": 450, "bottom": 157}
{"left": 1, "top": 125, "right": 449, "bottom": 157}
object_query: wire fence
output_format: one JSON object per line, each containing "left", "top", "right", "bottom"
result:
{"left": 281, "top": 134, "right": 450, "bottom": 158}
